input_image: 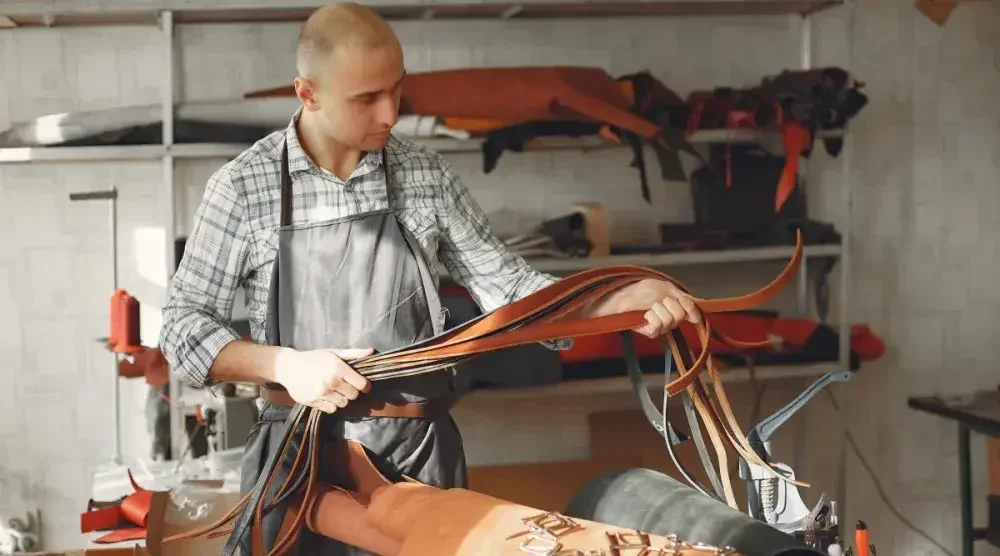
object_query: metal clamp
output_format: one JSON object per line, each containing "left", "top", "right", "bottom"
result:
{"left": 606, "top": 530, "right": 651, "bottom": 555}
{"left": 739, "top": 370, "right": 851, "bottom": 537}
{"left": 517, "top": 512, "right": 584, "bottom": 555}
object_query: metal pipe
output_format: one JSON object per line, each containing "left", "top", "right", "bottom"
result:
{"left": 69, "top": 188, "right": 122, "bottom": 465}
{"left": 800, "top": 14, "right": 812, "bottom": 70}
{"left": 110, "top": 190, "right": 120, "bottom": 465}
{"left": 160, "top": 8, "right": 184, "bottom": 462}
{"left": 835, "top": 0, "right": 857, "bottom": 529}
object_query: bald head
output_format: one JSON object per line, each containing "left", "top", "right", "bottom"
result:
{"left": 296, "top": 2, "right": 399, "bottom": 80}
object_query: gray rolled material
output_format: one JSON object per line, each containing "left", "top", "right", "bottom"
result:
{"left": 564, "top": 468, "right": 825, "bottom": 556}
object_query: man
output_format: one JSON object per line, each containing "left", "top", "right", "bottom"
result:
{"left": 160, "top": 3, "right": 701, "bottom": 553}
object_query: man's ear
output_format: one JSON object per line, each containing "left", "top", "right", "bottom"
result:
{"left": 294, "top": 76, "right": 321, "bottom": 111}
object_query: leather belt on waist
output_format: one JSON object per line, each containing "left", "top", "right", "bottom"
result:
{"left": 168, "top": 231, "right": 808, "bottom": 556}
{"left": 260, "top": 386, "right": 454, "bottom": 419}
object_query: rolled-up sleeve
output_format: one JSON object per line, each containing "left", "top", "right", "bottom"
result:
{"left": 436, "top": 158, "right": 572, "bottom": 350}
{"left": 159, "top": 166, "right": 251, "bottom": 387}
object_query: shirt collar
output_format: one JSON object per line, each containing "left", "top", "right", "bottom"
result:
{"left": 284, "top": 107, "right": 384, "bottom": 182}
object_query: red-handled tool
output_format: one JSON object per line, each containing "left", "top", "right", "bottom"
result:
{"left": 855, "top": 520, "right": 870, "bottom": 556}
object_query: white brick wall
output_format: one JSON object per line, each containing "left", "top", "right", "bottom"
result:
{"left": 1, "top": 0, "right": 998, "bottom": 552}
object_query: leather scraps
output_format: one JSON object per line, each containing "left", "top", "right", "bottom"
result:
{"left": 243, "top": 66, "right": 866, "bottom": 208}
{"left": 80, "top": 471, "right": 167, "bottom": 545}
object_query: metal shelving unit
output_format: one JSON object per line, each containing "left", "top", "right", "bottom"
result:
{"left": 0, "top": 128, "right": 845, "bottom": 163}
{"left": 0, "top": 0, "right": 854, "bottom": 460}
{"left": 1, "top": 1, "right": 843, "bottom": 27}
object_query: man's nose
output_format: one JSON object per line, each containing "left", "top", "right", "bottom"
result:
{"left": 376, "top": 96, "right": 399, "bottom": 129}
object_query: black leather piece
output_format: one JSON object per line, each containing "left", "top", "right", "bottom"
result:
{"left": 224, "top": 403, "right": 308, "bottom": 556}
{"left": 564, "top": 468, "right": 825, "bottom": 556}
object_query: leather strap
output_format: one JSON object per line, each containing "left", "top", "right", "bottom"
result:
{"left": 166, "top": 232, "right": 808, "bottom": 556}
{"left": 260, "top": 386, "right": 455, "bottom": 419}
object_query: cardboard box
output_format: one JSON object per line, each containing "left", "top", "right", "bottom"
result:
{"left": 27, "top": 483, "right": 242, "bottom": 556}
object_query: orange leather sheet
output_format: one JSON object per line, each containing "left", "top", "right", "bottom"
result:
{"left": 246, "top": 66, "right": 662, "bottom": 139}
{"left": 81, "top": 471, "right": 154, "bottom": 544}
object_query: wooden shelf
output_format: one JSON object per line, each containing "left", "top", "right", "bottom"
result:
{"left": 457, "top": 361, "right": 843, "bottom": 403}
{"left": 0, "top": 127, "right": 844, "bottom": 164}
{"left": 515, "top": 243, "right": 841, "bottom": 274}
{"left": 0, "top": 0, "right": 844, "bottom": 28}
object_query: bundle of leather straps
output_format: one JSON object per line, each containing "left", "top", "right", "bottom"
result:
{"left": 166, "top": 231, "right": 807, "bottom": 555}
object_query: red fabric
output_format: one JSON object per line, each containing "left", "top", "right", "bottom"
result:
{"left": 776, "top": 122, "right": 811, "bottom": 212}
{"left": 80, "top": 470, "right": 155, "bottom": 544}
{"left": 850, "top": 324, "right": 886, "bottom": 360}
{"left": 558, "top": 313, "right": 885, "bottom": 363}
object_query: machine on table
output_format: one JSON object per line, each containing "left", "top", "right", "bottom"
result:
{"left": 567, "top": 369, "right": 852, "bottom": 556}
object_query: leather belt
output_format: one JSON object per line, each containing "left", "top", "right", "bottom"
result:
{"left": 259, "top": 386, "right": 454, "bottom": 419}
{"left": 167, "top": 231, "right": 807, "bottom": 556}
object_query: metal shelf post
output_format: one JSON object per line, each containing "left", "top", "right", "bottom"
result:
{"left": 159, "top": 8, "right": 185, "bottom": 462}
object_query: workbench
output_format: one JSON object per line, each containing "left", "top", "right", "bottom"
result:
{"left": 908, "top": 389, "right": 1000, "bottom": 556}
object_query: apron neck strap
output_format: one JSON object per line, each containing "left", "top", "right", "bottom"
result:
{"left": 381, "top": 149, "right": 393, "bottom": 207}
{"left": 278, "top": 138, "right": 392, "bottom": 227}
{"left": 280, "top": 138, "right": 292, "bottom": 227}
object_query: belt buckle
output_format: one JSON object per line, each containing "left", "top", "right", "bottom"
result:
{"left": 605, "top": 530, "right": 650, "bottom": 556}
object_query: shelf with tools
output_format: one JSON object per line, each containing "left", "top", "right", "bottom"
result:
{"left": 0, "top": 128, "right": 844, "bottom": 164}
{"left": 1, "top": 0, "right": 843, "bottom": 28}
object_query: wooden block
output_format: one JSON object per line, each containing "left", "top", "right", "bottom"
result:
{"left": 988, "top": 437, "right": 1000, "bottom": 495}
{"left": 571, "top": 203, "right": 610, "bottom": 257}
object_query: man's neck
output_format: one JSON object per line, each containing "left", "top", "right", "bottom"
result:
{"left": 296, "top": 111, "right": 364, "bottom": 181}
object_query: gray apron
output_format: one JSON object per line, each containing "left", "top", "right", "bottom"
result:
{"left": 238, "top": 140, "right": 467, "bottom": 555}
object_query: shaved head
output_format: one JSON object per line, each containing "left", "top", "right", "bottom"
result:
{"left": 296, "top": 2, "right": 399, "bottom": 80}
{"left": 292, "top": 2, "right": 406, "bottom": 158}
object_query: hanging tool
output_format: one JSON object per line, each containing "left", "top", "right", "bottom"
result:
{"left": 853, "top": 520, "right": 875, "bottom": 556}
{"left": 738, "top": 369, "right": 853, "bottom": 552}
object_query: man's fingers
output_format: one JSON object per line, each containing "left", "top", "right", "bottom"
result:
{"left": 326, "top": 391, "right": 350, "bottom": 409}
{"left": 649, "top": 303, "right": 675, "bottom": 331}
{"left": 333, "top": 380, "right": 361, "bottom": 401}
{"left": 639, "top": 310, "right": 663, "bottom": 338}
{"left": 660, "top": 297, "right": 687, "bottom": 325}
{"left": 678, "top": 295, "right": 702, "bottom": 323}
{"left": 313, "top": 399, "right": 338, "bottom": 414}
{"left": 338, "top": 367, "right": 370, "bottom": 393}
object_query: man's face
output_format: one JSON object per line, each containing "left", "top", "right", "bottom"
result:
{"left": 305, "top": 42, "right": 405, "bottom": 151}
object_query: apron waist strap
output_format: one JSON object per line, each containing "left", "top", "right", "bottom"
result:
{"left": 260, "top": 386, "right": 454, "bottom": 419}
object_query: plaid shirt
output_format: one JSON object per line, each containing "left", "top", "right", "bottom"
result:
{"left": 161, "top": 109, "right": 569, "bottom": 388}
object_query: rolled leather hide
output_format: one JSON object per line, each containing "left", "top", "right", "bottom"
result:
{"left": 246, "top": 66, "right": 662, "bottom": 139}
{"left": 564, "top": 468, "right": 824, "bottom": 556}
{"left": 284, "top": 440, "right": 748, "bottom": 555}
{"left": 307, "top": 481, "right": 749, "bottom": 555}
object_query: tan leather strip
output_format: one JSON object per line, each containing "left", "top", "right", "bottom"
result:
{"left": 260, "top": 386, "right": 455, "bottom": 419}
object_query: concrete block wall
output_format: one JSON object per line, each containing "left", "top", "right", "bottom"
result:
{"left": 0, "top": 0, "right": 998, "bottom": 552}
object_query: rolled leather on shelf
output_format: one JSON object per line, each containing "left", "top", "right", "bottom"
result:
{"left": 564, "top": 468, "right": 825, "bottom": 556}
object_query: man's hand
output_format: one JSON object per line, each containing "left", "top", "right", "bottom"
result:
{"left": 627, "top": 279, "right": 703, "bottom": 339}
{"left": 274, "top": 347, "right": 374, "bottom": 413}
